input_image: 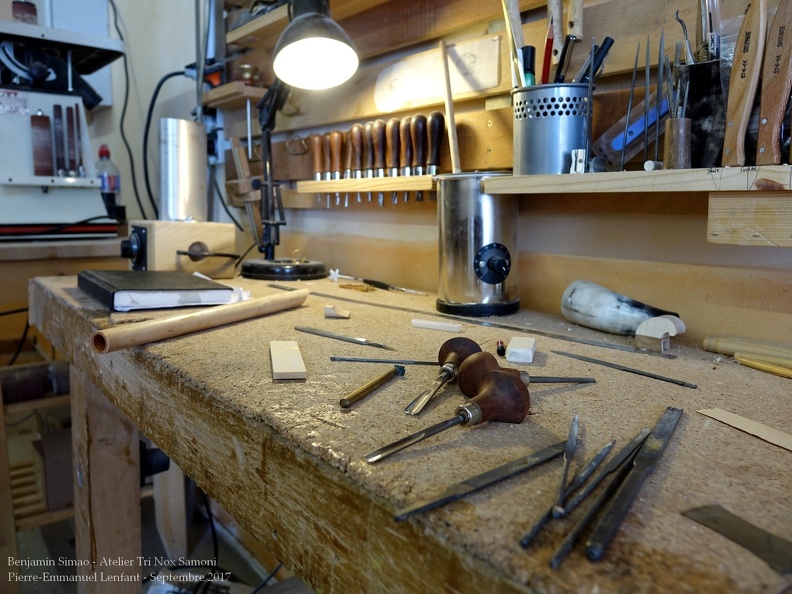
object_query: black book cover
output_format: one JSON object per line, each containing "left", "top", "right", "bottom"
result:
{"left": 77, "top": 270, "right": 233, "bottom": 312}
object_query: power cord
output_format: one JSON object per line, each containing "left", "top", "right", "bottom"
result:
{"left": 107, "top": 0, "right": 148, "bottom": 219}
{"left": 4, "top": 320, "right": 29, "bottom": 366}
{"left": 249, "top": 562, "right": 282, "bottom": 593}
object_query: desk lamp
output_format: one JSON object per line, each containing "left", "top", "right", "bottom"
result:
{"left": 240, "top": 0, "right": 358, "bottom": 281}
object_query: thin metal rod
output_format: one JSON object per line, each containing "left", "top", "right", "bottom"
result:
{"left": 655, "top": 30, "right": 664, "bottom": 161}
{"left": 621, "top": 42, "right": 641, "bottom": 171}
{"left": 404, "top": 371, "right": 451, "bottom": 415}
{"left": 644, "top": 36, "right": 650, "bottom": 163}
{"left": 365, "top": 414, "right": 465, "bottom": 463}
{"left": 340, "top": 365, "right": 404, "bottom": 408}
{"left": 330, "top": 356, "right": 436, "bottom": 365}
{"left": 554, "top": 415, "right": 580, "bottom": 508}
{"left": 552, "top": 350, "right": 697, "bottom": 388}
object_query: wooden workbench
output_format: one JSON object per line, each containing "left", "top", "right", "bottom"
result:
{"left": 27, "top": 275, "right": 791, "bottom": 593}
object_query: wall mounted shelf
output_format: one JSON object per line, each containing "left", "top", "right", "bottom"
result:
{"left": 482, "top": 166, "right": 792, "bottom": 195}
{"left": 296, "top": 175, "right": 434, "bottom": 194}
{"left": 202, "top": 81, "right": 267, "bottom": 110}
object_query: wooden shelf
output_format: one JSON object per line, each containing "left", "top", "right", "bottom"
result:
{"left": 4, "top": 395, "right": 69, "bottom": 415}
{"left": 202, "top": 81, "right": 267, "bottom": 110}
{"left": 296, "top": 175, "right": 434, "bottom": 194}
{"left": 483, "top": 166, "right": 792, "bottom": 195}
{"left": 226, "top": 4, "right": 289, "bottom": 50}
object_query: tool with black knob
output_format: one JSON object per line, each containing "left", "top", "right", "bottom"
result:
{"left": 427, "top": 111, "right": 444, "bottom": 200}
{"left": 400, "top": 116, "right": 413, "bottom": 202}
{"left": 404, "top": 337, "right": 481, "bottom": 415}
{"left": 366, "top": 368, "right": 531, "bottom": 463}
{"left": 372, "top": 119, "right": 387, "bottom": 206}
{"left": 411, "top": 113, "right": 427, "bottom": 201}
{"left": 363, "top": 121, "right": 374, "bottom": 202}
{"left": 330, "top": 130, "right": 343, "bottom": 206}
{"left": 386, "top": 117, "right": 401, "bottom": 204}
{"left": 350, "top": 123, "right": 364, "bottom": 203}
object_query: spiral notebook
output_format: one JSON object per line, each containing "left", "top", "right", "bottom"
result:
{"left": 77, "top": 270, "right": 234, "bottom": 312}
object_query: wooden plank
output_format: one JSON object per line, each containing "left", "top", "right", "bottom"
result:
{"left": 0, "top": 384, "right": 20, "bottom": 594}
{"left": 4, "top": 394, "right": 70, "bottom": 415}
{"left": 707, "top": 192, "right": 792, "bottom": 246}
{"left": 484, "top": 166, "right": 792, "bottom": 195}
{"left": 14, "top": 506, "right": 73, "bottom": 532}
{"left": 697, "top": 408, "right": 792, "bottom": 452}
{"left": 270, "top": 341, "right": 307, "bottom": 380}
{"left": 203, "top": 81, "right": 267, "bottom": 110}
{"left": 153, "top": 459, "right": 188, "bottom": 559}
{"left": 70, "top": 365, "right": 141, "bottom": 592}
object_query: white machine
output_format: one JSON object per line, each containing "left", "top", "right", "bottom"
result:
{"left": 0, "top": 88, "right": 117, "bottom": 240}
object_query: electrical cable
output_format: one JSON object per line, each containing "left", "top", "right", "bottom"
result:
{"left": 143, "top": 70, "right": 187, "bottom": 213}
{"left": 107, "top": 0, "right": 147, "bottom": 219}
{"left": 234, "top": 240, "right": 259, "bottom": 268}
{"left": 0, "top": 307, "right": 27, "bottom": 317}
{"left": 249, "top": 562, "right": 282, "bottom": 594}
{"left": 192, "top": 490, "right": 220, "bottom": 594}
{"left": 210, "top": 166, "right": 244, "bottom": 231}
{"left": 4, "top": 320, "right": 29, "bottom": 366}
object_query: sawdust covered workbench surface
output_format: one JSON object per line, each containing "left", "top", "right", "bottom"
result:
{"left": 29, "top": 276, "right": 792, "bottom": 594}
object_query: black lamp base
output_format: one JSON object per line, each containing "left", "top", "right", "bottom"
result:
{"left": 240, "top": 258, "right": 327, "bottom": 281}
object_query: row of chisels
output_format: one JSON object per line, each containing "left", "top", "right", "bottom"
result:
{"left": 309, "top": 111, "right": 445, "bottom": 207}
{"left": 30, "top": 102, "right": 86, "bottom": 178}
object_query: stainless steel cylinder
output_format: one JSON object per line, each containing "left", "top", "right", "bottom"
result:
{"left": 159, "top": 118, "right": 208, "bottom": 221}
{"left": 512, "top": 83, "right": 590, "bottom": 175}
{"left": 436, "top": 172, "right": 519, "bottom": 317}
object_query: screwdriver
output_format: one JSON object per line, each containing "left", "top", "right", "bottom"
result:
{"left": 373, "top": 119, "right": 387, "bottom": 206}
{"left": 322, "top": 132, "right": 332, "bottom": 208}
{"left": 411, "top": 113, "right": 427, "bottom": 201}
{"left": 365, "top": 369, "right": 531, "bottom": 463}
{"left": 404, "top": 337, "right": 481, "bottom": 416}
{"left": 330, "top": 129, "right": 343, "bottom": 206}
{"left": 350, "top": 123, "right": 364, "bottom": 203}
{"left": 386, "top": 117, "right": 401, "bottom": 204}
{"left": 456, "top": 351, "right": 595, "bottom": 396}
{"left": 342, "top": 129, "right": 352, "bottom": 207}
{"left": 309, "top": 133, "right": 323, "bottom": 206}
{"left": 363, "top": 121, "right": 374, "bottom": 202}
{"left": 400, "top": 116, "right": 412, "bottom": 202}
{"left": 427, "top": 111, "right": 444, "bottom": 201}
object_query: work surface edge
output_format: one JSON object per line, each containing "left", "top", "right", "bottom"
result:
{"left": 28, "top": 276, "right": 792, "bottom": 594}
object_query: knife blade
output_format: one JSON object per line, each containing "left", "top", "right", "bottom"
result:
{"left": 682, "top": 505, "right": 792, "bottom": 574}
{"left": 755, "top": 0, "right": 792, "bottom": 164}
{"left": 394, "top": 440, "right": 565, "bottom": 521}
{"left": 722, "top": 0, "right": 767, "bottom": 166}
{"left": 586, "top": 406, "right": 684, "bottom": 561}
{"left": 294, "top": 326, "right": 395, "bottom": 351}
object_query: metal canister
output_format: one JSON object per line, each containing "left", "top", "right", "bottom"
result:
{"left": 436, "top": 171, "right": 519, "bottom": 317}
{"left": 158, "top": 118, "right": 208, "bottom": 221}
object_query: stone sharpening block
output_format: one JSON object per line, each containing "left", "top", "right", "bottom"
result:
{"left": 506, "top": 337, "right": 536, "bottom": 363}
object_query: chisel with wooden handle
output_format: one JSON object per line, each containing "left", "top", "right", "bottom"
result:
{"left": 386, "top": 117, "right": 400, "bottom": 204}
{"left": 755, "top": 0, "right": 792, "bottom": 165}
{"left": 722, "top": 0, "right": 767, "bottom": 166}
{"left": 330, "top": 129, "right": 343, "bottom": 206}
{"left": 350, "top": 123, "right": 364, "bottom": 203}
{"left": 400, "top": 116, "right": 412, "bottom": 202}
{"left": 373, "top": 119, "right": 387, "bottom": 206}
{"left": 363, "top": 121, "right": 374, "bottom": 202}
{"left": 322, "top": 132, "right": 332, "bottom": 207}
{"left": 309, "top": 133, "right": 323, "bottom": 206}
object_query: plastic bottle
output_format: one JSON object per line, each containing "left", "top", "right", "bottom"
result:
{"left": 95, "top": 144, "right": 120, "bottom": 214}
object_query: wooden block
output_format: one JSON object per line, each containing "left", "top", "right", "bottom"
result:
{"left": 506, "top": 337, "right": 536, "bottom": 363}
{"left": 708, "top": 192, "right": 792, "bottom": 246}
{"left": 410, "top": 319, "right": 462, "bottom": 332}
{"left": 270, "top": 341, "right": 307, "bottom": 380}
{"left": 635, "top": 332, "right": 670, "bottom": 354}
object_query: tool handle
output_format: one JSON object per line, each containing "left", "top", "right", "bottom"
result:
{"left": 457, "top": 351, "right": 520, "bottom": 396}
{"left": 568, "top": 0, "right": 584, "bottom": 38}
{"left": 386, "top": 117, "right": 401, "bottom": 170}
{"left": 363, "top": 121, "right": 374, "bottom": 170}
{"left": 400, "top": 116, "right": 413, "bottom": 170}
{"left": 411, "top": 114, "right": 427, "bottom": 169}
{"left": 330, "top": 130, "right": 343, "bottom": 174}
{"left": 322, "top": 132, "right": 332, "bottom": 176}
{"left": 438, "top": 337, "right": 482, "bottom": 371}
{"left": 722, "top": 0, "right": 767, "bottom": 166}
{"left": 309, "top": 134, "right": 323, "bottom": 178}
{"left": 372, "top": 119, "right": 386, "bottom": 170}
{"left": 350, "top": 123, "right": 364, "bottom": 171}
{"left": 463, "top": 370, "right": 530, "bottom": 425}
{"left": 342, "top": 130, "right": 352, "bottom": 175}
{"left": 439, "top": 40, "right": 462, "bottom": 173}
{"left": 427, "top": 111, "right": 444, "bottom": 168}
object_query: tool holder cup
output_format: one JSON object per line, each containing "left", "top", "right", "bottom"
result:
{"left": 512, "top": 83, "right": 590, "bottom": 175}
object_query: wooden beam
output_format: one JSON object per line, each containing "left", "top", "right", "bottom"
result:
{"left": 0, "top": 385, "right": 20, "bottom": 594}
{"left": 153, "top": 459, "right": 188, "bottom": 560}
{"left": 70, "top": 366, "right": 141, "bottom": 592}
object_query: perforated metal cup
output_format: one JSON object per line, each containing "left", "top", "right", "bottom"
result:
{"left": 512, "top": 83, "right": 590, "bottom": 175}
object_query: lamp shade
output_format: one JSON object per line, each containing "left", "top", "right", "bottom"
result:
{"left": 273, "top": 12, "right": 358, "bottom": 90}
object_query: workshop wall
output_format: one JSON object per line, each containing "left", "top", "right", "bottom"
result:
{"left": 92, "top": 0, "right": 791, "bottom": 345}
